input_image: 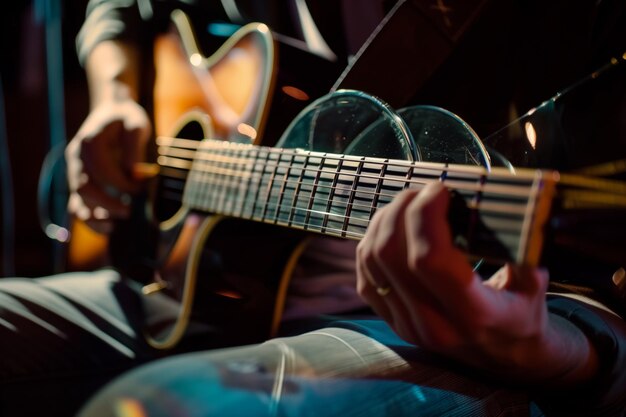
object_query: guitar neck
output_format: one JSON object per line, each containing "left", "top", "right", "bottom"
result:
{"left": 161, "top": 137, "right": 558, "bottom": 266}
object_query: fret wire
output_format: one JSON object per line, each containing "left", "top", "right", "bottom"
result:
{"left": 228, "top": 145, "right": 244, "bottom": 214}
{"left": 221, "top": 146, "right": 236, "bottom": 214}
{"left": 260, "top": 149, "right": 282, "bottom": 221}
{"left": 200, "top": 150, "right": 214, "bottom": 212}
{"left": 212, "top": 146, "right": 227, "bottom": 213}
{"left": 224, "top": 145, "right": 239, "bottom": 213}
{"left": 184, "top": 142, "right": 204, "bottom": 209}
{"left": 228, "top": 146, "right": 241, "bottom": 216}
{"left": 321, "top": 157, "right": 344, "bottom": 233}
{"left": 371, "top": 160, "right": 388, "bottom": 219}
{"left": 202, "top": 148, "right": 219, "bottom": 212}
{"left": 287, "top": 154, "right": 309, "bottom": 227}
{"left": 272, "top": 150, "right": 295, "bottom": 223}
{"left": 240, "top": 148, "right": 260, "bottom": 218}
{"left": 341, "top": 158, "right": 365, "bottom": 237}
{"left": 304, "top": 155, "right": 326, "bottom": 230}
{"left": 161, "top": 137, "right": 549, "bottom": 185}
{"left": 235, "top": 146, "right": 255, "bottom": 218}
{"left": 246, "top": 148, "right": 269, "bottom": 219}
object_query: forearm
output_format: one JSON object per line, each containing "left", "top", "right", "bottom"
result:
{"left": 455, "top": 309, "right": 599, "bottom": 388}
{"left": 534, "top": 312, "right": 599, "bottom": 386}
{"left": 534, "top": 295, "right": 626, "bottom": 416}
{"left": 84, "top": 40, "right": 141, "bottom": 108}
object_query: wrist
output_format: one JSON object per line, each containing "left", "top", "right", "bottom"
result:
{"left": 90, "top": 81, "right": 137, "bottom": 108}
{"left": 86, "top": 40, "right": 140, "bottom": 107}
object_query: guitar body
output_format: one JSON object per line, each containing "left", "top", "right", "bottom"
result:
{"left": 140, "top": 214, "right": 306, "bottom": 349}
{"left": 67, "top": 11, "right": 277, "bottom": 271}
{"left": 134, "top": 109, "right": 309, "bottom": 349}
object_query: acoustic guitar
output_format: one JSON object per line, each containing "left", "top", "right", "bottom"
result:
{"left": 66, "top": 9, "right": 346, "bottom": 273}
{"left": 107, "top": 88, "right": 625, "bottom": 350}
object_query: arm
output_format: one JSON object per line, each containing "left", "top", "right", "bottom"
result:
{"left": 66, "top": 0, "right": 156, "bottom": 233}
{"left": 65, "top": 39, "right": 151, "bottom": 233}
{"left": 356, "top": 182, "right": 624, "bottom": 409}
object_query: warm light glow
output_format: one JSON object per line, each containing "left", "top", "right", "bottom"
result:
{"left": 189, "top": 53, "right": 202, "bottom": 67}
{"left": 524, "top": 121, "right": 537, "bottom": 149}
{"left": 216, "top": 289, "right": 243, "bottom": 299}
{"left": 237, "top": 123, "right": 258, "bottom": 140}
{"left": 257, "top": 23, "right": 269, "bottom": 34}
{"left": 282, "top": 86, "right": 309, "bottom": 101}
{"left": 613, "top": 268, "right": 625, "bottom": 287}
{"left": 114, "top": 398, "right": 148, "bottom": 417}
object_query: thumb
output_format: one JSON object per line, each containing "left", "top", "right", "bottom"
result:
{"left": 121, "top": 121, "right": 151, "bottom": 176}
{"left": 506, "top": 264, "right": 550, "bottom": 296}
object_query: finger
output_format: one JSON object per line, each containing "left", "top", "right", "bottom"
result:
{"left": 67, "top": 193, "right": 114, "bottom": 234}
{"left": 82, "top": 122, "right": 141, "bottom": 194}
{"left": 480, "top": 264, "right": 551, "bottom": 337}
{"left": 74, "top": 182, "right": 131, "bottom": 219}
{"left": 508, "top": 264, "right": 550, "bottom": 295}
{"left": 360, "top": 189, "right": 442, "bottom": 344}
{"left": 355, "top": 251, "right": 394, "bottom": 326}
{"left": 380, "top": 182, "right": 493, "bottom": 338}
{"left": 357, "top": 199, "right": 416, "bottom": 336}
{"left": 357, "top": 254, "right": 423, "bottom": 344}
{"left": 121, "top": 121, "right": 151, "bottom": 175}
{"left": 402, "top": 182, "right": 476, "bottom": 300}
{"left": 356, "top": 206, "right": 398, "bottom": 325}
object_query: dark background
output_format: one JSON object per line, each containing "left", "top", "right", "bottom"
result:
{"left": 1, "top": 1, "right": 90, "bottom": 277}
{"left": 1, "top": 0, "right": 624, "bottom": 278}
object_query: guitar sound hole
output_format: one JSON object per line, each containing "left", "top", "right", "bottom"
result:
{"left": 153, "top": 120, "right": 206, "bottom": 222}
{"left": 153, "top": 175, "right": 187, "bottom": 222}
{"left": 177, "top": 120, "right": 206, "bottom": 140}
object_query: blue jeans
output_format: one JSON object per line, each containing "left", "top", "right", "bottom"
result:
{"left": 78, "top": 321, "right": 535, "bottom": 416}
{"left": 0, "top": 270, "right": 536, "bottom": 416}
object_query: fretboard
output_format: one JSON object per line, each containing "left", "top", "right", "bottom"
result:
{"left": 158, "top": 137, "right": 555, "bottom": 265}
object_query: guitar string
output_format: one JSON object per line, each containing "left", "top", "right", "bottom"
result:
{"left": 157, "top": 136, "right": 626, "bottom": 194}
{"left": 157, "top": 136, "right": 539, "bottom": 182}
{"left": 155, "top": 166, "right": 623, "bottom": 246}
{"left": 150, "top": 138, "right": 620, "bottom": 245}
{"left": 152, "top": 150, "right": 533, "bottom": 248}
{"left": 152, "top": 137, "right": 626, "bottom": 208}
{"left": 156, "top": 157, "right": 533, "bottom": 234}
{"left": 157, "top": 155, "right": 535, "bottom": 211}
{"left": 159, "top": 140, "right": 534, "bottom": 191}
{"left": 160, "top": 153, "right": 527, "bottom": 242}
